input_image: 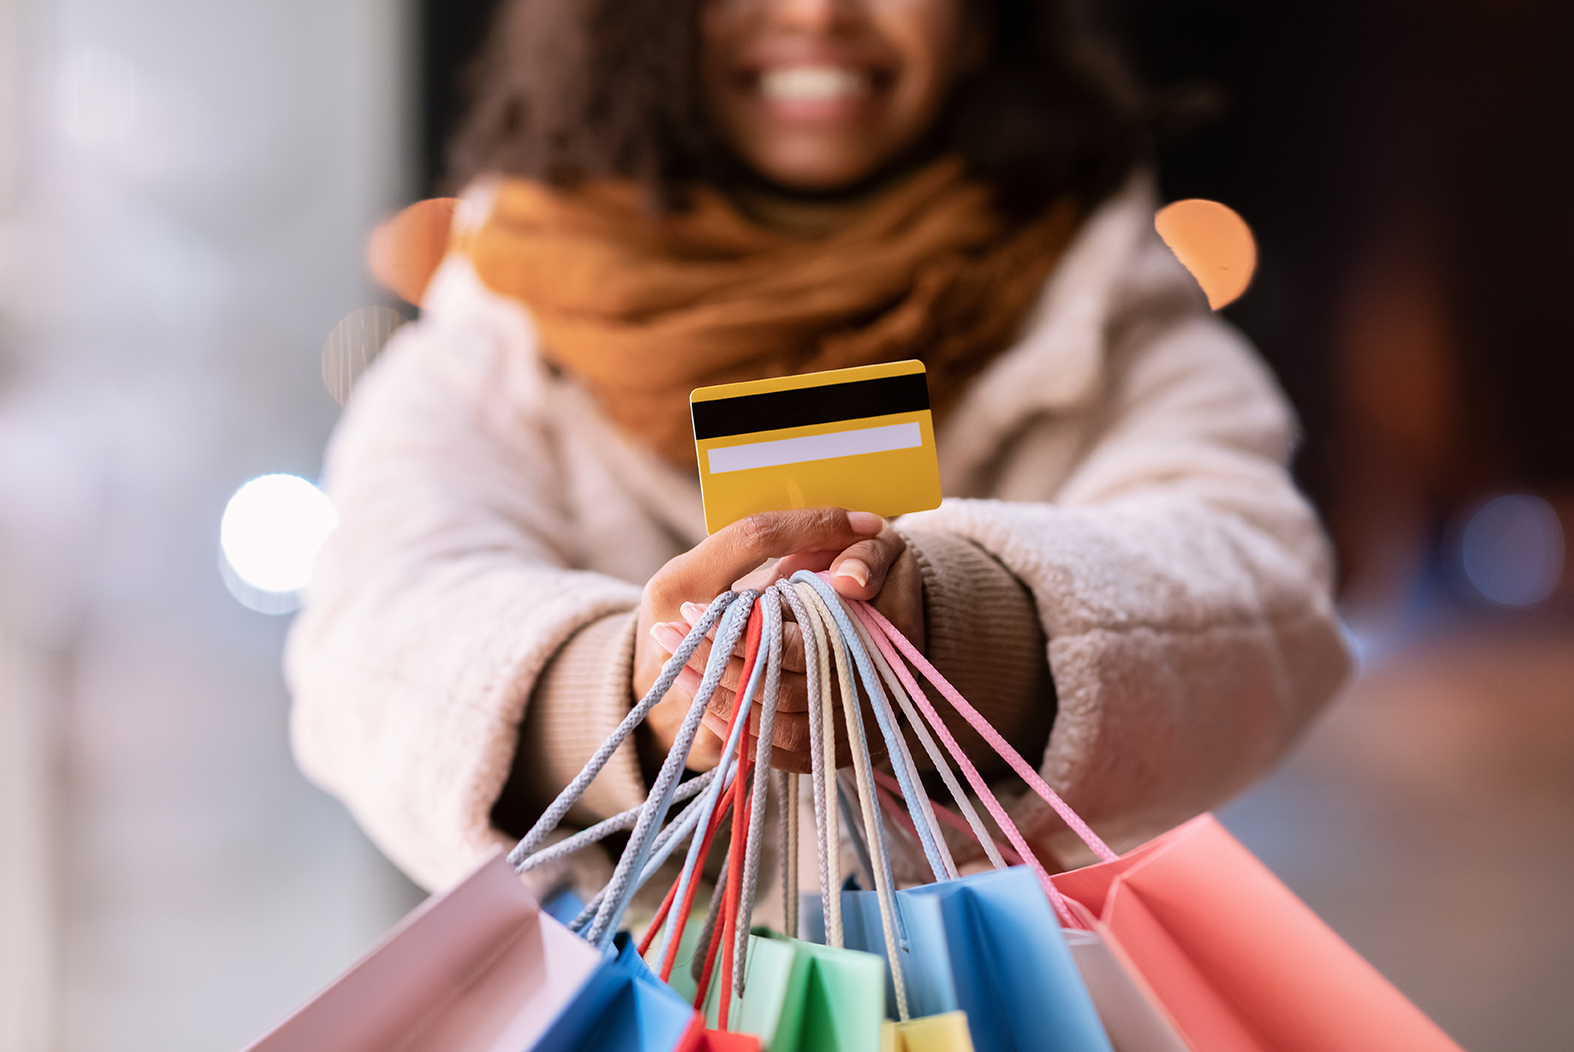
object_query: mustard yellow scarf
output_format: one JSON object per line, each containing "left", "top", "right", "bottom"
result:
{"left": 462, "top": 158, "right": 1079, "bottom": 469}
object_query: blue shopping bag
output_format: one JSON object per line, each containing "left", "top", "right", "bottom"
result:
{"left": 813, "top": 867, "right": 1114, "bottom": 1052}
{"left": 531, "top": 936, "right": 699, "bottom": 1052}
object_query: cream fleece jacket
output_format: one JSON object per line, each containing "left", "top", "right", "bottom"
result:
{"left": 285, "top": 175, "right": 1352, "bottom": 893}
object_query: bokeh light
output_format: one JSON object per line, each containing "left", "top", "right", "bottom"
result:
{"left": 1456, "top": 494, "right": 1565, "bottom": 606}
{"left": 1154, "top": 199, "right": 1258, "bottom": 310}
{"left": 219, "top": 474, "right": 337, "bottom": 609}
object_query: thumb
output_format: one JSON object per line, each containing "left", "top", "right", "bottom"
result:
{"left": 828, "top": 520, "right": 905, "bottom": 601}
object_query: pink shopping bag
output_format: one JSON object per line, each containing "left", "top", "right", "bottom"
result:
{"left": 1052, "top": 814, "right": 1463, "bottom": 1052}
{"left": 243, "top": 852, "right": 604, "bottom": 1052}
{"left": 852, "top": 599, "right": 1461, "bottom": 1052}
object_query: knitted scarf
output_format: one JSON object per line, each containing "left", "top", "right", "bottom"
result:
{"left": 463, "top": 157, "right": 1079, "bottom": 469}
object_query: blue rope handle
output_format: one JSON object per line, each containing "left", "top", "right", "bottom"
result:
{"left": 793, "top": 572, "right": 954, "bottom": 883}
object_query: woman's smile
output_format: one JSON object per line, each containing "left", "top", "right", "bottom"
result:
{"left": 703, "top": 0, "right": 969, "bottom": 192}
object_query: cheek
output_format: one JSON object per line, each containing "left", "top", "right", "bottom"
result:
{"left": 877, "top": 0, "right": 966, "bottom": 115}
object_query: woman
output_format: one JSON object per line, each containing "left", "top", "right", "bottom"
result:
{"left": 286, "top": 0, "right": 1352, "bottom": 895}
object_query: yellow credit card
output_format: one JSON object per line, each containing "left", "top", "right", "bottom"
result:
{"left": 691, "top": 360, "right": 942, "bottom": 534}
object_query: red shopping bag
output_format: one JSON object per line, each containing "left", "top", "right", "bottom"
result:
{"left": 1052, "top": 814, "right": 1462, "bottom": 1052}
{"left": 243, "top": 853, "right": 604, "bottom": 1052}
{"left": 675, "top": 1020, "right": 762, "bottom": 1052}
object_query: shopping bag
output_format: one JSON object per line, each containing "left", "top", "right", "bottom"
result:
{"left": 852, "top": 598, "right": 1464, "bottom": 1052}
{"left": 822, "top": 867, "right": 1114, "bottom": 1052}
{"left": 241, "top": 852, "right": 605, "bottom": 1052}
{"left": 690, "top": 932, "right": 886, "bottom": 1052}
{"left": 836, "top": 885, "right": 957, "bottom": 1019}
{"left": 881, "top": 1012, "right": 977, "bottom": 1052}
{"left": 1051, "top": 813, "right": 1463, "bottom": 1052}
{"left": 1061, "top": 929, "right": 1192, "bottom": 1052}
{"left": 771, "top": 936, "right": 888, "bottom": 1052}
{"left": 785, "top": 576, "right": 1111, "bottom": 1052}
{"left": 532, "top": 936, "right": 701, "bottom": 1052}
{"left": 676, "top": 1024, "right": 763, "bottom": 1052}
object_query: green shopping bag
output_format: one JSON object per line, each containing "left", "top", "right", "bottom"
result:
{"left": 695, "top": 934, "right": 886, "bottom": 1052}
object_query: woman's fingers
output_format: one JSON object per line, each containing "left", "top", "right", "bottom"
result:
{"left": 700, "top": 708, "right": 815, "bottom": 761}
{"left": 780, "top": 622, "right": 807, "bottom": 675}
{"left": 828, "top": 519, "right": 906, "bottom": 602}
{"left": 770, "top": 549, "right": 839, "bottom": 581}
{"left": 656, "top": 616, "right": 808, "bottom": 682}
{"left": 646, "top": 507, "right": 883, "bottom": 624}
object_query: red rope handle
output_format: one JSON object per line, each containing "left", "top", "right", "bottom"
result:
{"left": 691, "top": 603, "right": 763, "bottom": 1022}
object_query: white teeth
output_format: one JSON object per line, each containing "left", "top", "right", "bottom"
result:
{"left": 759, "top": 66, "right": 870, "bottom": 102}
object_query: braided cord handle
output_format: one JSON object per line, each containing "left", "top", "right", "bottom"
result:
{"left": 849, "top": 600, "right": 1115, "bottom": 929}
{"left": 855, "top": 600, "right": 1115, "bottom": 861}
{"left": 793, "top": 579, "right": 913, "bottom": 1022}
{"left": 730, "top": 590, "right": 785, "bottom": 998}
{"left": 586, "top": 591, "right": 759, "bottom": 947}
{"left": 794, "top": 572, "right": 955, "bottom": 883}
{"left": 652, "top": 599, "right": 767, "bottom": 973}
{"left": 507, "top": 592, "right": 736, "bottom": 870}
{"left": 779, "top": 581, "right": 840, "bottom": 946}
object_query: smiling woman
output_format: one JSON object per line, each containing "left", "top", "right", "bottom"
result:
{"left": 287, "top": 0, "right": 1350, "bottom": 906}
{"left": 448, "top": 0, "right": 1144, "bottom": 216}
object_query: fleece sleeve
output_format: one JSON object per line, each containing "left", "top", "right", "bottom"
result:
{"left": 283, "top": 292, "right": 644, "bottom": 893}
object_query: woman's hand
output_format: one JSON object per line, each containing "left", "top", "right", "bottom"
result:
{"left": 632, "top": 507, "right": 924, "bottom": 774}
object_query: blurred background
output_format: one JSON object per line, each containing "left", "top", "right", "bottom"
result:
{"left": 0, "top": 0, "right": 1569, "bottom": 1049}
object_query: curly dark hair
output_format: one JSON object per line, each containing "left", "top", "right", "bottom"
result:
{"left": 447, "top": 0, "right": 1149, "bottom": 218}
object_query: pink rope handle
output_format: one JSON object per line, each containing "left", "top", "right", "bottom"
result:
{"left": 846, "top": 602, "right": 1081, "bottom": 928}
{"left": 853, "top": 600, "right": 1117, "bottom": 863}
{"left": 872, "top": 768, "right": 1024, "bottom": 867}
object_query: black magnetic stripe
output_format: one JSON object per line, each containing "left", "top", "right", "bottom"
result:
{"left": 691, "top": 372, "right": 930, "bottom": 441}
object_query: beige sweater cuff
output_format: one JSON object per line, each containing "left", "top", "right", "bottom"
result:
{"left": 495, "top": 610, "right": 648, "bottom": 834}
{"left": 899, "top": 528, "right": 1057, "bottom": 775}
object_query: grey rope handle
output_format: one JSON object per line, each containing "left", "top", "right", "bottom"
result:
{"left": 776, "top": 581, "right": 832, "bottom": 941}
{"left": 653, "top": 595, "right": 770, "bottom": 965}
{"left": 732, "top": 585, "right": 785, "bottom": 996}
{"left": 779, "top": 768, "right": 799, "bottom": 940}
{"left": 587, "top": 592, "right": 757, "bottom": 947}
{"left": 793, "top": 581, "right": 845, "bottom": 946}
{"left": 516, "top": 769, "right": 717, "bottom": 873}
{"left": 793, "top": 571, "right": 953, "bottom": 883}
{"left": 566, "top": 765, "right": 734, "bottom": 933}
{"left": 507, "top": 592, "right": 736, "bottom": 869}
{"left": 805, "top": 583, "right": 910, "bottom": 1019}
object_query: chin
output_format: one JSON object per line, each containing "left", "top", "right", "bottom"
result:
{"left": 740, "top": 133, "right": 884, "bottom": 193}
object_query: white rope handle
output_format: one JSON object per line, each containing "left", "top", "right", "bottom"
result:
{"left": 795, "top": 581, "right": 912, "bottom": 1022}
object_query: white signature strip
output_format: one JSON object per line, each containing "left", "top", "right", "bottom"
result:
{"left": 707, "top": 421, "right": 922, "bottom": 475}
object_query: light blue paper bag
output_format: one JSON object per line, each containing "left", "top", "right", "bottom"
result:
{"left": 808, "top": 867, "right": 1114, "bottom": 1052}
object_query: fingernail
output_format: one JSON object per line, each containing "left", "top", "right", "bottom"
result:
{"left": 835, "top": 558, "right": 871, "bottom": 588}
{"left": 680, "top": 601, "right": 707, "bottom": 624}
{"left": 847, "top": 511, "right": 883, "bottom": 535}
{"left": 651, "top": 622, "right": 687, "bottom": 653}
{"left": 675, "top": 666, "right": 703, "bottom": 693}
